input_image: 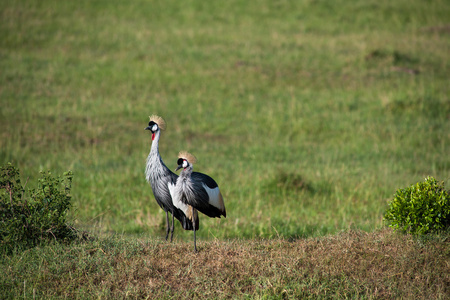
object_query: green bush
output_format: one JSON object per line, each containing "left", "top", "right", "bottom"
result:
{"left": 384, "top": 177, "right": 450, "bottom": 235}
{"left": 0, "top": 163, "right": 77, "bottom": 254}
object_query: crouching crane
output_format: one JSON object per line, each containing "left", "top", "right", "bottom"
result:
{"left": 173, "top": 151, "right": 226, "bottom": 252}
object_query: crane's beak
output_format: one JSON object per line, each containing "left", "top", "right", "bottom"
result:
{"left": 175, "top": 165, "right": 182, "bottom": 171}
{"left": 144, "top": 126, "right": 151, "bottom": 131}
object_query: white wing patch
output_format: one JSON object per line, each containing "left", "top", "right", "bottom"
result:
{"left": 169, "top": 182, "right": 188, "bottom": 212}
{"left": 202, "top": 183, "right": 225, "bottom": 213}
{"left": 167, "top": 182, "right": 198, "bottom": 222}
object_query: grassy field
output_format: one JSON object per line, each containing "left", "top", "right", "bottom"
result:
{"left": 1, "top": 0, "right": 449, "bottom": 298}
{"left": 1, "top": 230, "right": 449, "bottom": 299}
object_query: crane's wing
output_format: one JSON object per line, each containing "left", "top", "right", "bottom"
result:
{"left": 191, "top": 172, "right": 226, "bottom": 218}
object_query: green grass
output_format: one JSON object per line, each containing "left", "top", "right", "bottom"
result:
{"left": 1, "top": 0, "right": 449, "bottom": 240}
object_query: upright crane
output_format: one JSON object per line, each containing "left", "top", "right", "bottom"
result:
{"left": 145, "top": 116, "right": 196, "bottom": 241}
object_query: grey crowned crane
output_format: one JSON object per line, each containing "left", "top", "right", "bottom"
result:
{"left": 145, "top": 115, "right": 197, "bottom": 241}
{"left": 173, "top": 151, "right": 226, "bottom": 252}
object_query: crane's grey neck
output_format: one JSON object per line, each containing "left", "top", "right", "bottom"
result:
{"left": 180, "top": 165, "right": 193, "bottom": 178}
{"left": 150, "top": 130, "right": 161, "bottom": 152}
{"left": 145, "top": 130, "right": 170, "bottom": 183}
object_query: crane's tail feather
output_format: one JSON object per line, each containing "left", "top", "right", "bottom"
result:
{"left": 174, "top": 208, "right": 199, "bottom": 231}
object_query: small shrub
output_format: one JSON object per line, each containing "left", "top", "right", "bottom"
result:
{"left": 0, "top": 163, "right": 77, "bottom": 254}
{"left": 384, "top": 177, "right": 450, "bottom": 235}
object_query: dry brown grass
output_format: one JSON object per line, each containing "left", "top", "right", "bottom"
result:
{"left": 4, "top": 229, "right": 447, "bottom": 299}
{"left": 135, "top": 229, "right": 449, "bottom": 299}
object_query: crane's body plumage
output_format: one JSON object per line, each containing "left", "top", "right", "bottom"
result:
{"left": 174, "top": 152, "right": 226, "bottom": 251}
{"left": 174, "top": 172, "right": 226, "bottom": 219}
{"left": 145, "top": 116, "right": 196, "bottom": 241}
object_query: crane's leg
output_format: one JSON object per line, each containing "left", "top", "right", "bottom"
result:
{"left": 193, "top": 227, "right": 197, "bottom": 252}
{"left": 165, "top": 211, "right": 170, "bottom": 241}
{"left": 193, "top": 209, "right": 198, "bottom": 252}
{"left": 170, "top": 212, "right": 175, "bottom": 242}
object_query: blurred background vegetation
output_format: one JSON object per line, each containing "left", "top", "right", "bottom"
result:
{"left": 1, "top": 0, "right": 449, "bottom": 240}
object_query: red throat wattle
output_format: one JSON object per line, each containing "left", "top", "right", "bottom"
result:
{"left": 152, "top": 133, "right": 155, "bottom": 141}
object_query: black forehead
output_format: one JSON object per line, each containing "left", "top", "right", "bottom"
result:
{"left": 177, "top": 158, "right": 184, "bottom": 165}
{"left": 148, "top": 121, "right": 157, "bottom": 126}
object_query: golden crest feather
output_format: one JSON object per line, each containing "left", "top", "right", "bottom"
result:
{"left": 149, "top": 115, "right": 166, "bottom": 131}
{"left": 178, "top": 151, "right": 197, "bottom": 164}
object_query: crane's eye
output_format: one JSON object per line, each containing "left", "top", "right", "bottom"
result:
{"left": 148, "top": 121, "right": 158, "bottom": 132}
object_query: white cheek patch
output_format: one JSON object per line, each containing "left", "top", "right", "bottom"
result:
{"left": 152, "top": 124, "right": 158, "bottom": 132}
{"left": 182, "top": 160, "right": 189, "bottom": 168}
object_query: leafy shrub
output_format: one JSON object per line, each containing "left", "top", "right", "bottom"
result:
{"left": 384, "top": 177, "right": 450, "bottom": 235}
{"left": 0, "top": 163, "right": 77, "bottom": 254}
